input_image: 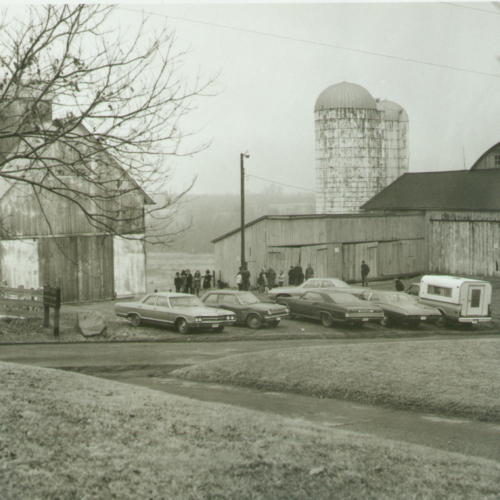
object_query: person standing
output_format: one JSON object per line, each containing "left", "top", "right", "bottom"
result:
{"left": 203, "top": 270, "right": 212, "bottom": 291}
{"left": 241, "top": 265, "right": 251, "bottom": 291}
{"left": 294, "top": 263, "right": 304, "bottom": 285}
{"left": 361, "top": 261, "right": 370, "bottom": 287}
{"left": 267, "top": 267, "right": 276, "bottom": 289}
{"left": 258, "top": 268, "right": 267, "bottom": 294}
{"left": 180, "top": 270, "right": 187, "bottom": 293}
{"left": 278, "top": 270, "right": 285, "bottom": 287}
{"left": 305, "top": 264, "right": 314, "bottom": 281}
{"left": 395, "top": 277, "right": 404, "bottom": 291}
{"left": 236, "top": 269, "right": 243, "bottom": 291}
{"left": 174, "top": 272, "right": 182, "bottom": 293}
{"left": 193, "top": 270, "right": 202, "bottom": 296}
{"left": 288, "top": 266, "right": 295, "bottom": 286}
{"left": 186, "top": 269, "right": 193, "bottom": 294}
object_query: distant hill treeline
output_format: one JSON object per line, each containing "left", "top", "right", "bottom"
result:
{"left": 146, "top": 187, "right": 315, "bottom": 254}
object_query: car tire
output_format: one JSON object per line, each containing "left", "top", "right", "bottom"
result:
{"left": 435, "top": 313, "right": 447, "bottom": 327}
{"left": 380, "top": 314, "right": 391, "bottom": 327}
{"left": 268, "top": 320, "right": 280, "bottom": 328}
{"left": 129, "top": 314, "right": 141, "bottom": 327}
{"left": 321, "top": 313, "right": 333, "bottom": 328}
{"left": 246, "top": 313, "right": 262, "bottom": 329}
{"left": 176, "top": 318, "right": 189, "bottom": 334}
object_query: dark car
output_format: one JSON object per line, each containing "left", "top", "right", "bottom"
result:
{"left": 276, "top": 290, "right": 384, "bottom": 327}
{"left": 359, "top": 290, "right": 441, "bottom": 327}
{"left": 115, "top": 292, "right": 235, "bottom": 334}
{"left": 268, "top": 277, "right": 367, "bottom": 301}
{"left": 201, "top": 290, "right": 288, "bottom": 329}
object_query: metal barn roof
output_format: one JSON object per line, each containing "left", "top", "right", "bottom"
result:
{"left": 361, "top": 170, "right": 500, "bottom": 211}
{"left": 315, "top": 82, "right": 378, "bottom": 111}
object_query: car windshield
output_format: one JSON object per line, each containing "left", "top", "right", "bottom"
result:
{"left": 238, "top": 293, "right": 259, "bottom": 305}
{"left": 386, "top": 294, "right": 413, "bottom": 303}
{"left": 170, "top": 296, "right": 204, "bottom": 307}
{"left": 326, "top": 293, "right": 358, "bottom": 304}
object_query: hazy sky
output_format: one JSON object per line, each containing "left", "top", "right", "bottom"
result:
{"left": 115, "top": 3, "right": 500, "bottom": 195}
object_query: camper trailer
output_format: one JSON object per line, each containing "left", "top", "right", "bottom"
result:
{"left": 406, "top": 275, "right": 492, "bottom": 326}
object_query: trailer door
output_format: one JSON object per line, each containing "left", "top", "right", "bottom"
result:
{"left": 465, "top": 285, "right": 485, "bottom": 316}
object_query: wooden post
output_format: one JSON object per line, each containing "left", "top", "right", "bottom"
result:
{"left": 43, "top": 305, "right": 50, "bottom": 328}
{"left": 53, "top": 287, "right": 61, "bottom": 337}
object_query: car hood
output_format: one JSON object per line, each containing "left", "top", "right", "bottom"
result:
{"left": 245, "top": 303, "right": 288, "bottom": 312}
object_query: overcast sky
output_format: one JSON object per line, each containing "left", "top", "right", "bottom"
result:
{"left": 115, "top": 2, "right": 500, "bottom": 195}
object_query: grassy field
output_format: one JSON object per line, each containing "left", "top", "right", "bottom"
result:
{"left": 173, "top": 338, "right": 500, "bottom": 422}
{"left": 1, "top": 362, "right": 500, "bottom": 500}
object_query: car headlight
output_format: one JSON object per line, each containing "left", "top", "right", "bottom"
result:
{"left": 195, "top": 317, "right": 202, "bottom": 322}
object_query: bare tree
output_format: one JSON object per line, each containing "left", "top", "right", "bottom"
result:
{"left": 0, "top": 4, "right": 216, "bottom": 244}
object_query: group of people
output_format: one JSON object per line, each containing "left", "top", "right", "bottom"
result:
{"left": 288, "top": 263, "right": 315, "bottom": 286}
{"left": 174, "top": 269, "right": 213, "bottom": 296}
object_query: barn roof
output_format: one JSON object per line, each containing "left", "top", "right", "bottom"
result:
{"left": 361, "top": 169, "right": 500, "bottom": 211}
{"left": 211, "top": 211, "right": 423, "bottom": 243}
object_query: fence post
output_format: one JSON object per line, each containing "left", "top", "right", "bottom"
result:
{"left": 53, "top": 287, "right": 61, "bottom": 337}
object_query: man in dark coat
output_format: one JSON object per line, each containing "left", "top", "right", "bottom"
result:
{"left": 241, "top": 265, "right": 251, "bottom": 291}
{"left": 186, "top": 269, "right": 193, "bottom": 294}
{"left": 174, "top": 272, "right": 182, "bottom": 293}
{"left": 395, "top": 277, "right": 404, "bottom": 291}
{"left": 294, "top": 264, "right": 304, "bottom": 285}
{"left": 267, "top": 267, "right": 276, "bottom": 289}
{"left": 305, "top": 264, "right": 314, "bottom": 281}
{"left": 361, "top": 261, "right": 370, "bottom": 287}
{"left": 288, "top": 266, "right": 295, "bottom": 286}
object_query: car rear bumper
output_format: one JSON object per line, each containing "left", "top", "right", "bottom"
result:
{"left": 458, "top": 317, "right": 491, "bottom": 324}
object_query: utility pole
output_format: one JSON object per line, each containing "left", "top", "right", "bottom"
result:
{"left": 240, "top": 151, "right": 250, "bottom": 268}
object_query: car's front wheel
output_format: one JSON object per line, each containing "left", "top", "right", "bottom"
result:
{"left": 321, "top": 313, "right": 333, "bottom": 328}
{"left": 129, "top": 314, "right": 141, "bottom": 327}
{"left": 176, "top": 318, "right": 189, "bottom": 334}
{"left": 380, "top": 314, "right": 391, "bottom": 327}
{"left": 246, "top": 313, "right": 262, "bottom": 329}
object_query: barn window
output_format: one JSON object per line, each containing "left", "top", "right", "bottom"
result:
{"left": 495, "top": 155, "right": 500, "bottom": 166}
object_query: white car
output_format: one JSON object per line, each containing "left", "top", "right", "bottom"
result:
{"left": 268, "top": 278, "right": 367, "bottom": 301}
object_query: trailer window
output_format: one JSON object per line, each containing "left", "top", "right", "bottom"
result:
{"left": 427, "top": 285, "right": 452, "bottom": 298}
{"left": 471, "top": 289, "right": 481, "bottom": 308}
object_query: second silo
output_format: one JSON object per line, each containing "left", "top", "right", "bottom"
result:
{"left": 315, "top": 82, "right": 409, "bottom": 214}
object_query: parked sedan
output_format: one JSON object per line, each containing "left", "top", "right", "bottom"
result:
{"left": 115, "top": 292, "right": 236, "bottom": 334}
{"left": 201, "top": 290, "right": 288, "bottom": 329}
{"left": 359, "top": 290, "right": 441, "bottom": 327}
{"left": 276, "top": 290, "right": 384, "bottom": 327}
{"left": 268, "top": 278, "right": 367, "bottom": 301}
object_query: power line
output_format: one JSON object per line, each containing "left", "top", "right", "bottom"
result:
{"left": 246, "top": 173, "right": 316, "bottom": 193}
{"left": 118, "top": 5, "right": 500, "bottom": 79}
{"left": 444, "top": 2, "right": 500, "bottom": 16}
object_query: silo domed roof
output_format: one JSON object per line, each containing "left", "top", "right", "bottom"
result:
{"left": 376, "top": 100, "right": 409, "bottom": 122}
{"left": 315, "top": 82, "right": 377, "bottom": 111}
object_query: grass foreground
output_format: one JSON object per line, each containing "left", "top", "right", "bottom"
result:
{"left": 173, "top": 338, "right": 500, "bottom": 423}
{"left": 1, "top": 362, "right": 500, "bottom": 499}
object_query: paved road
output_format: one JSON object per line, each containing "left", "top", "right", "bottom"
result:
{"left": 1, "top": 336, "right": 499, "bottom": 463}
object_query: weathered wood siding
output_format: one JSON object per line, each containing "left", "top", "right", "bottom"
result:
{"left": 427, "top": 211, "right": 500, "bottom": 277}
{"left": 0, "top": 239, "right": 40, "bottom": 289}
{"left": 38, "top": 235, "right": 114, "bottom": 303}
{"left": 214, "top": 213, "right": 426, "bottom": 285}
{"left": 114, "top": 236, "right": 146, "bottom": 297}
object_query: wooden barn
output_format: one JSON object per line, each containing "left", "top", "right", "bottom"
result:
{"left": 212, "top": 212, "right": 427, "bottom": 287}
{"left": 0, "top": 93, "right": 153, "bottom": 303}
{"left": 361, "top": 165, "right": 500, "bottom": 278}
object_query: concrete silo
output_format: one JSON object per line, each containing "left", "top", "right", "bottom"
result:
{"left": 315, "top": 82, "right": 409, "bottom": 214}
